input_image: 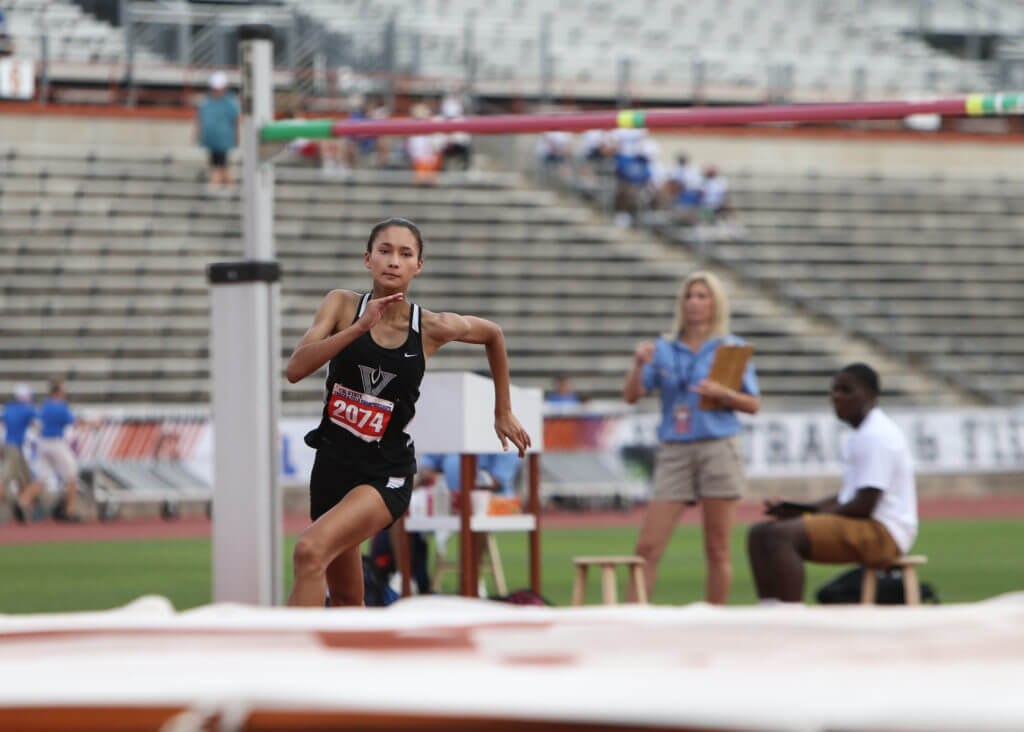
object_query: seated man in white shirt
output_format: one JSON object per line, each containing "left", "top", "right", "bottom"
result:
{"left": 747, "top": 363, "right": 918, "bottom": 603}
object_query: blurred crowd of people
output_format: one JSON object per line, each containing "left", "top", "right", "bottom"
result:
{"left": 536, "top": 128, "right": 735, "bottom": 231}
{"left": 2, "top": 379, "right": 82, "bottom": 524}
{"left": 282, "top": 89, "right": 474, "bottom": 185}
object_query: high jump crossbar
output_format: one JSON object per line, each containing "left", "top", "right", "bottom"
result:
{"left": 261, "top": 93, "right": 1024, "bottom": 142}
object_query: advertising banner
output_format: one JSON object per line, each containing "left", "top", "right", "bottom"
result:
{"left": 0, "top": 58, "right": 34, "bottom": 100}
{"left": 37, "top": 408, "right": 1023, "bottom": 492}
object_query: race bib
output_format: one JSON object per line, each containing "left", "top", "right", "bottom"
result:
{"left": 328, "top": 384, "right": 394, "bottom": 443}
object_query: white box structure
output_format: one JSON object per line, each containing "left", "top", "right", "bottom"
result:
{"left": 407, "top": 371, "right": 544, "bottom": 455}
{"left": 404, "top": 371, "right": 544, "bottom": 597}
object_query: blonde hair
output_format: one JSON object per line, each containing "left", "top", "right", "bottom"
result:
{"left": 667, "top": 270, "right": 730, "bottom": 340}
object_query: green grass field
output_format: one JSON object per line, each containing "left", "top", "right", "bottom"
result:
{"left": 1, "top": 518, "right": 1022, "bottom": 613}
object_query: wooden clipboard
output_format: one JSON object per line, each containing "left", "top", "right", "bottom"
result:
{"left": 699, "top": 344, "right": 754, "bottom": 410}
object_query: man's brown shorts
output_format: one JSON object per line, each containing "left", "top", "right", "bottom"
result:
{"left": 803, "top": 514, "right": 901, "bottom": 567}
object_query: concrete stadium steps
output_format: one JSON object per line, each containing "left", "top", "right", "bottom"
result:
{"left": 0, "top": 176, "right": 559, "bottom": 208}
{"left": 730, "top": 172, "right": 1024, "bottom": 197}
{"left": 0, "top": 254, "right": 680, "bottom": 282}
{"left": 0, "top": 145, "right": 978, "bottom": 410}
{"left": 0, "top": 234, "right": 648, "bottom": 263}
{"left": 0, "top": 332, "right": 849, "bottom": 361}
{"left": 0, "top": 216, "right": 634, "bottom": 245}
{"left": 729, "top": 189, "right": 1024, "bottom": 216}
{"left": 723, "top": 261, "right": 1024, "bottom": 283}
{"left": 683, "top": 171, "right": 1024, "bottom": 404}
{"left": 0, "top": 197, "right": 595, "bottom": 227}
{"left": 783, "top": 281, "right": 1024, "bottom": 301}
{"left": 739, "top": 211, "right": 1024, "bottom": 234}
{"left": 0, "top": 312, "right": 809, "bottom": 340}
{"left": 739, "top": 227, "right": 1021, "bottom": 248}
{"left": 0, "top": 155, "right": 521, "bottom": 190}
{"left": 714, "top": 243, "right": 1024, "bottom": 267}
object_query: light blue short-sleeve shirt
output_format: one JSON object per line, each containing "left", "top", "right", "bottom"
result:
{"left": 641, "top": 335, "right": 759, "bottom": 443}
{"left": 199, "top": 94, "right": 239, "bottom": 153}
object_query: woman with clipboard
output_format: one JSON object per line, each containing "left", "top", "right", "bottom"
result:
{"left": 623, "top": 270, "right": 760, "bottom": 604}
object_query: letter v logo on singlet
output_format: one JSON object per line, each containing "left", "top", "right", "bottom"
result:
{"left": 358, "top": 364, "right": 397, "bottom": 397}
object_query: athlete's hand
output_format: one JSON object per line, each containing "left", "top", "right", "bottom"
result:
{"left": 495, "top": 411, "right": 531, "bottom": 457}
{"left": 356, "top": 292, "right": 404, "bottom": 332}
{"left": 634, "top": 341, "right": 655, "bottom": 367}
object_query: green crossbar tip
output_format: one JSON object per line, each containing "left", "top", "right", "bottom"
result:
{"left": 261, "top": 119, "right": 335, "bottom": 142}
{"left": 1001, "top": 94, "right": 1023, "bottom": 112}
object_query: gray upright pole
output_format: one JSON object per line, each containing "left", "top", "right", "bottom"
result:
{"left": 177, "top": 0, "right": 190, "bottom": 65}
{"left": 207, "top": 24, "right": 282, "bottom": 606}
{"left": 539, "top": 13, "right": 552, "bottom": 104}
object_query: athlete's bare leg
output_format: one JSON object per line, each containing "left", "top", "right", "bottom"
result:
{"left": 629, "top": 499, "right": 688, "bottom": 601}
{"left": 325, "top": 545, "right": 365, "bottom": 607}
{"left": 288, "top": 484, "right": 392, "bottom": 607}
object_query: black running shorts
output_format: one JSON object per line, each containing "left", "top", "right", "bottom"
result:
{"left": 308, "top": 448, "right": 413, "bottom": 525}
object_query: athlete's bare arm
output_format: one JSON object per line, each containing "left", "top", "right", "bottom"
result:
{"left": 421, "top": 310, "right": 532, "bottom": 456}
{"left": 285, "top": 289, "right": 404, "bottom": 383}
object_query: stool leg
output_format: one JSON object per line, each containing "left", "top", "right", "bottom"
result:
{"left": 630, "top": 564, "right": 648, "bottom": 604}
{"left": 903, "top": 566, "right": 921, "bottom": 606}
{"left": 860, "top": 567, "right": 877, "bottom": 605}
{"left": 601, "top": 565, "right": 618, "bottom": 605}
{"left": 431, "top": 534, "right": 450, "bottom": 593}
{"left": 485, "top": 533, "right": 508, "bottom": 596}
{"left": 572, "top": 565, "right": 588, "bottom": 606}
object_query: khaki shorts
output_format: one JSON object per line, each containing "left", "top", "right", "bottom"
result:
{"left": 38, "top": 438, "right": 78, "bottom": 482}
{"left": 651, "top": 435, "right": 746, "bottom": 503}
{"left": 1, "top": 445, "right": 33, "bottom": 488}
{"left": 804, "top": 514, "right": 901, "bottom": 568}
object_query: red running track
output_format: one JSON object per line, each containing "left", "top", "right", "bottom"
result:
{"left": 1, "top": 496, "right": 1023, "bottom": 546}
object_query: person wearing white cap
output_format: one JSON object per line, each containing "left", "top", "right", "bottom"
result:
{"left": 197, "top": 70, "right": 239, "bottom": 195}
{"left": 2, "top": 383, "right": 44, "bottom": 523}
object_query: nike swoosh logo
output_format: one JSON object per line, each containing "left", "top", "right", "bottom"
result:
{"left": 404, "top": 353, "right": 417, "bottom": 358}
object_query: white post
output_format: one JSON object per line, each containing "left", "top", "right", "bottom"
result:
{"left": 240, "top": 25, "right": 274, "bottom": 261}
{"left": 207, "top": 24, "right": 282, "bottom": 606}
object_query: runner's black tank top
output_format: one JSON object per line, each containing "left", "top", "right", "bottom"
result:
{"left": 311, "top": 293, "right": 425, "bottom": 475}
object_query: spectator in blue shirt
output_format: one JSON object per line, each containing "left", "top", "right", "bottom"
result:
{"left": 38, "top": 377, "right": 82, "bottom": 521}
{"left": 612, "top": 130, "right": 659, "bottom": 227}
{"left": 2, "top": 383, "right": 43, "bottom": 523}
{"left": 197, "top": 71, "right": 239, "bottom": 195}
{"left": 545, "top": 374, "right": 582, "bottom": 408}
{"left": 420, "top": 452, "right": 523, "bottom": 499}
{"left": 623, "top": 270, "right": 760, "bottom": 604}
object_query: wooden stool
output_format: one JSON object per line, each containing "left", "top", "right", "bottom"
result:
{"left": 860, "top": 555, "right": 928, "bottom": 605}
{"left": 432, "top": 532, "right": 507, "bottom": 596}
{"left": 571, "top": 556, "right": 647, "bottom": 606}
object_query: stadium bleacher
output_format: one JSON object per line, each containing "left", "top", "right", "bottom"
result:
{"left": 3, "top": 0, "right": 164, "bottom": 65}
{"left": 0, "top": 140, "right": 990, "bottom": 418}
{"left": 283, "top": 0, "right": 1000, "bottom": 100}
{"left": 671, "top": 170, "right": 1024, "bottom": 405}
{"left": 560, "top": 155, "right": 1024, "bottom": 407}
{"left": 0, "top": 0, "right": 1012, "bottom": 106}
